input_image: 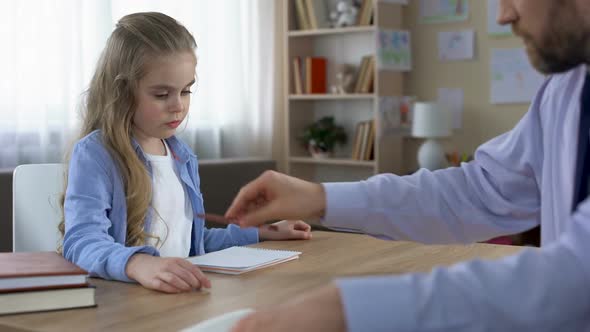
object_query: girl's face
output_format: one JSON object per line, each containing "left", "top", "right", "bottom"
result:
{"left": 132, "top": 51, "right": 196, "bottom": 151}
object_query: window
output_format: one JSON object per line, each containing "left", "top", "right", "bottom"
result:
{"left": 0, "top": 0, "right": 275, "bottom": 167}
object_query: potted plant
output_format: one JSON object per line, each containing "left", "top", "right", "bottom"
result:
{"left": 301, "top": 116, "right": 347, "bottom": 158}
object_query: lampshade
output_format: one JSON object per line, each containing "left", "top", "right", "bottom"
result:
{"left": 411, "top": 102, "right": 452, "bottom": 138}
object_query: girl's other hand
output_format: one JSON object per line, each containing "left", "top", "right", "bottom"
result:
{"left": 125, "top": 254, "right": 211, "bottom": 293}
{"left": 258, "top": 220, "right": 312, "bottom": 241}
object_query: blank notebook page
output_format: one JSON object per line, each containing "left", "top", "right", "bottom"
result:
{"left": 187, "top": 247, "right": 301, "bottom": 269}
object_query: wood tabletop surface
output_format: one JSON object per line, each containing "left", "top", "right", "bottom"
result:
{"left": 0, "top": 231, "right": 523, "bottom": 332}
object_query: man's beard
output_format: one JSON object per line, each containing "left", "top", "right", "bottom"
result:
{"left": 513, "top": 14, "right": 587, "bottom": 75}
{"left": 522, "top": 33, "right": 587, "bottom": 74}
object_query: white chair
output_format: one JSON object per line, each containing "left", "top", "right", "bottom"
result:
{"left": 12, "top": 163, "right": 66, "bottom": 252}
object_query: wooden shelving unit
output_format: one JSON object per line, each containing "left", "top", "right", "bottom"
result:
{"left": 283, "top": 0, "right": 406, "bottom": 182}
{"left": 288, "top": 25, "right": 376, "bottom": 37}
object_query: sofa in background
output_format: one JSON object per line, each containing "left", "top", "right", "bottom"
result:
{"left": 0, "top": 168, "right": 13, "bottom": 252}
{"left": 0, "top": 158, "right": 276, "bottom": 252}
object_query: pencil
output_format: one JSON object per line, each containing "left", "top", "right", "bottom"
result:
{"left": 197, "top": 213, "right": 236, "bottom": 225}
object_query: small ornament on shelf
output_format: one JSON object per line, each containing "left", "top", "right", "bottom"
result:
{"left": 330, "top": 64, "right": 356, "bottom": 94}
{"left": 329, "top": 1, "right": 359, "bottom": 28}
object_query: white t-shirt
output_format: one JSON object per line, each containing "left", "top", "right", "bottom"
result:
{"left": 145, "top": 140, "right": 193, "bottom": 257}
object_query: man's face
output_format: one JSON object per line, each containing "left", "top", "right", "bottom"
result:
{"left": 497, "top": 0, "right": 589, "bottom": 74}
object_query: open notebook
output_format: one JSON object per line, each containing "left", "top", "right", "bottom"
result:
{"left": 186, "top": 247, "right": 301, "bottom": 275}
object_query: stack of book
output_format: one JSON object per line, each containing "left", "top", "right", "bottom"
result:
{"left": 0, "top": 251, "right": 95, "bottom": 315}
{"left": 351, "top": 120, "right": 375, "bottom": 161}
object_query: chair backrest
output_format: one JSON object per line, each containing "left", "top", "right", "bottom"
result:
{"left": 13, "top": 163, "right": 66, "bottom": 252}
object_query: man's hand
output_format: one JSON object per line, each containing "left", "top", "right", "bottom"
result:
{"left": 231, "top": 283, "right": 346, "bottom": 332}
{"left": 225, "top": 171, "right": 326, "bottom": 227}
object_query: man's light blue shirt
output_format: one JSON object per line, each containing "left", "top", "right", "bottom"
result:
{"left": 63, "top": 131, "right": 258, "bottom": 282}
{"left": 323, "top": 64, "right": 590, "bottom": 331}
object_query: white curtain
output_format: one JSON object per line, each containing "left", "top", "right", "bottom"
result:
{"left": 0, "top": 0, "right": 275, "bottom": 167}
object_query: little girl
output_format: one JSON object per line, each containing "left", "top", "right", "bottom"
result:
{"left": 60, "top": 12, "right": 311, "bottom": 294}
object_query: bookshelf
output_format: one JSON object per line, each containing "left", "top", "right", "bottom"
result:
{"left": 283, "top": 0, "right": 406, "bottom": 182}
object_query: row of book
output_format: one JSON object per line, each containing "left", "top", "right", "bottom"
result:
{"left": 357, "top": 0, "right": 375, "bottom": 26}
{"left": 351, "top": 120, "right": 375, "bottom": 161}
{"left": 293, "top": 0, "right": 374, "bottom": 31}
{"left": 292, "top": 56, "right": 327, "bottom": 94}
{"left": 353, "top": 55, "right": 375, "bottom": 94}
{"left": 0, "top": 251, "right": 95, "bottom": 315}
{"left": 291, "top": 55, "right": 374, "bottom": 95}
{"left": 293, "top": 0, "right": 330, "bottom": 30}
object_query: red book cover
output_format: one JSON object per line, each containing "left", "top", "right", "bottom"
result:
{"left": 309, "top": 57, "right": 327, "bottom": 94}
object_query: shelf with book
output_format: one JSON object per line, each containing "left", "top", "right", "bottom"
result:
{"left": 283, "top": 0, "right": 406, "bottom": 182}
{"left": 288, "top": 25, "right": 376, "bottom": 38}
{"left": 289, "top": 94, "right": 375, "bottom": 101}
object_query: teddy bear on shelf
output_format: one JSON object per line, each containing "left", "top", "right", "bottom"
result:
{"left": 329, "top": 0, "right": 358, "bottom": 28}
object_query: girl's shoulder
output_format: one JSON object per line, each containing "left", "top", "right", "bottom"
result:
{"left": 75, "top": 130, "right": 107, "bottom": 151}
{"left": 72, "top": 130, "right": 114, "bottom": 164}
{"left": 69, "top": 130, "right": 119, "bottom": 180}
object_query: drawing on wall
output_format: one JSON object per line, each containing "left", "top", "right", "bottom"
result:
{"left": 490, "top": 48, "right": 545, "bottom": 104}
{"left": 438, "top": 30, "right": 474, "bottom": 61}
{"left": 376, "top": 29, "right": 412, "bottom": 71}
{"left": 487, "top": 0, "right": 511, "bottom": 36}
{"left": 378, "top": 96, "right": 415, "bottom": 138}
{"left": 419, "top": 0, "right": 468, "bottom": 24}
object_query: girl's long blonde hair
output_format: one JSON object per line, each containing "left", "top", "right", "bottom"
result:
{"left": 59, "top": 12, "right": 197, "bottom": 247}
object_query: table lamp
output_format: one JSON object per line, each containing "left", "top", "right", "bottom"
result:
{"left": 412, "top": 102, "right": 452, "bottom": 170}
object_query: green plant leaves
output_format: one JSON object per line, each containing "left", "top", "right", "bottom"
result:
{"left": 300, "top": 116, "right": 347, "bottom": 152}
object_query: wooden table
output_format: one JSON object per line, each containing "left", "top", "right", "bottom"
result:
{"left": 0, "top": 231, "right": 523, "bottom": 332}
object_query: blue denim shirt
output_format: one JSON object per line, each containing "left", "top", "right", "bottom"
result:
{"left": 63, "top": 130, "right": 258, "bottom": 282}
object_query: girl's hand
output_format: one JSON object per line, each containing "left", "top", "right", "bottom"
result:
{"left": 258, "top": 220, "right": 312, "bottom": 241}
{"left": 125, "top": 254, "right": 211, "bottom": 293}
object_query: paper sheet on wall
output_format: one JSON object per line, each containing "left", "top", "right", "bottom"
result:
{"left": 438, "top": 30, "right": 474, "bottom": 61}
{"left": 487, "top": 0, "right": 511, "bottom": 36}
{"left": 419, "top": 0, "right": 469, "bottom": 24}
{"left": 437, "top": 88, "right": 463, "bottom": 129}
{"left": 377, "top": 30, "right": 412, "bottom": 71}
{"left": 378, "top": 97, "right": 400, "bottom": 138}
{"left": 490, "top": 48, "right": 545, "bottom": 104}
